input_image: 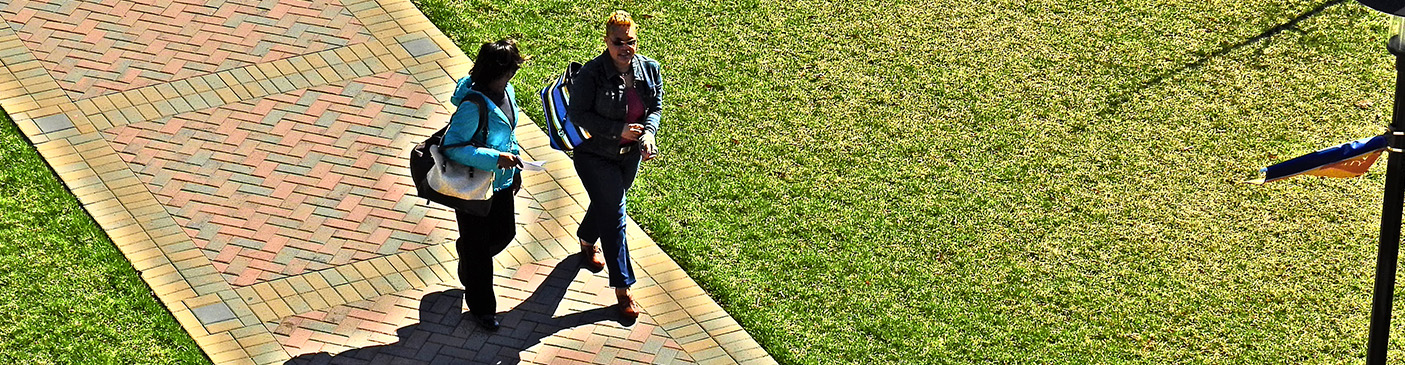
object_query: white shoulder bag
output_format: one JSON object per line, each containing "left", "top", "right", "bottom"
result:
{"left": 426, "top": 94, "right": 495, "bottom": 202}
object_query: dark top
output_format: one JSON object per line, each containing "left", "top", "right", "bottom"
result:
{"left": 620, "top": 87, "right": 644, "bottom": 146}
{"left": 480, "top": 88, "right": 514, "bottom": 126}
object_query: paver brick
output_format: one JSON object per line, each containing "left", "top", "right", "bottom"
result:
{"left": 103, "top": 71, "right": 453, "bottom": 287}
{"left": 0, "top": 0, "right": 774, "bottom": 363}
{"left": 1, "top": 0, "right": 373, "bottom": 101}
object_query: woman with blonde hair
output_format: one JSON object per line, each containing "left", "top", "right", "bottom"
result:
{"left": 567, "top": 10, "right": 663, "bottom": 318}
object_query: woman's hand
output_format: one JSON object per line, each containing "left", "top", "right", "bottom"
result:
{"left": 621, "top": 123, "right": 645, "bottom": 142}
{"left": 639, "top": 132, "right": 658, "bottom": 161}
{"left": 496, "top": 152, "right": 522, "bottom": 169}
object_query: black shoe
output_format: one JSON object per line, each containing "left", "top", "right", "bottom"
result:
{"left": 473, "top": 313, "right": 500, "bottom": 332}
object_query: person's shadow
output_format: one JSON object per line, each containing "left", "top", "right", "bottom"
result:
{"left": 286, "top": 254, "right": 630, "bottom": 364}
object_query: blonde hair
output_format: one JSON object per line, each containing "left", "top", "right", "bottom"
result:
{"left": 604, "top": 10, "right": 634, "bottom": 33}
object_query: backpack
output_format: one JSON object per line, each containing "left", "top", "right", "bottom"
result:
{"left": 409, "top": 93, "right": 493, "bottom": 215}
{"left": 539, "top": 62, "right": 591, "bottom": 151}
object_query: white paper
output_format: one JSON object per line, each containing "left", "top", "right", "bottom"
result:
{"left": 521, "top": 160, "right": 547, "bottom": 172}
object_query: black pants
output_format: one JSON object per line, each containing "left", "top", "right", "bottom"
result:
{"left": 455, "top": 187, "right": 515, "bottom": 316}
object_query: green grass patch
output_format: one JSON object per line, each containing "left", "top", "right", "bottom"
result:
{"left": 422, "top": 0, "right": 1404, "bottom": 362}
{"left": 0, "top": 110, "right": 208, "bottom": 364}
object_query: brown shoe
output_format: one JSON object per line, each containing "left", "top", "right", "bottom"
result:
{"left": 580, "top": 243, "right": 606, "bottom": 271}
{"left": 617, "top": 294, "right": 641, "bottom": 318}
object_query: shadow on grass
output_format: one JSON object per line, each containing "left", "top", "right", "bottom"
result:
{"left": 1098, "top": 0, "right": 1349, "bottom": 116}
{"left": 285, "top": 254, "right": 631, "bottom": 364}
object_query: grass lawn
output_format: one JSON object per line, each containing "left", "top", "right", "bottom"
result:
{"left": 0, "top": 110, "right": 208, "bottom": 363}
{"left": 416, "top": 0, "right": 1405, "bottom": 363}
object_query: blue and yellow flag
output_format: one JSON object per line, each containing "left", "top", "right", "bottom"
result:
{"left": 1249, "top": 135, "right": 1387, "bottom": 184}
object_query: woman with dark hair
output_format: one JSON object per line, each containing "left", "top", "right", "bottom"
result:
{"left": 442, "top": 39, "right": 526, "bottom": 331}
{"left": 567, "top": 10, "right": 663, "bottom": 319}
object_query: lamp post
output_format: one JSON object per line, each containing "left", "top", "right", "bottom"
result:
{"left": 1360, "top": 1, "right": 1405, "bottom": 363}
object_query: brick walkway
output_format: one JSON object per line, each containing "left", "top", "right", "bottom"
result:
{"left": 0, "top": 0, "right": 773, "bottom": 363}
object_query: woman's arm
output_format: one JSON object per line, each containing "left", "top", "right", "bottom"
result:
{"left": 442, "top": 100, "right": 503, "bottom": 171}
{"left": 642, "top": 60, "right": 663, "bottom": 136}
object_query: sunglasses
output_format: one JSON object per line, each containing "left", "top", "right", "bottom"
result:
{"left": 611, "top": 39, "right": 638, "bottom": 47}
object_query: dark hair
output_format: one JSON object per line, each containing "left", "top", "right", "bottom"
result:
{"left": 470, "top": 39, "right": 526, "bottom": 90}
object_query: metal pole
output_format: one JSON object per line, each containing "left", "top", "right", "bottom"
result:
{"left": 1368, "top": 41, "right": 1405, "bottom": 365}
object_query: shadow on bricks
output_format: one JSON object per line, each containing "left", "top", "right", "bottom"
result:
{"left": 286, "top": 254, "right": 629, "bottom": 364}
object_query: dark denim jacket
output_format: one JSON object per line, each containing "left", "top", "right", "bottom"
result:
{"left": 567, "top": 51, "right": 663, "bottom": 159}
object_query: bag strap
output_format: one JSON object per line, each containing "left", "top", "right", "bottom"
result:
{"left": 443, "top": 92, "right": 493, "bottom": 150}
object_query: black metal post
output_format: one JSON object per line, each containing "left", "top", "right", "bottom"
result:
{"left": 1368, "top": 37, "right": 1405, "bottom": 365}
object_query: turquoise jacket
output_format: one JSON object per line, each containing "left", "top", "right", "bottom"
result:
{"left": 443, "top": 76, "right": 521, "bottom": 192}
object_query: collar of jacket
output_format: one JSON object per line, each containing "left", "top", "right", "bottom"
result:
{"left": 460, "top": 84, "right": 516, "bottom": 121}
{"left": 600, "top": 51, "right": 647, "bottom": 81}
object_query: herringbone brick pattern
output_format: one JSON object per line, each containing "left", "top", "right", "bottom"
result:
{"left": 103, "top": 70, "right": 447, "bottom": 286}
{"left": 1, "top": 0, "right": 371, "bottom": 101}
{"left": 278, "top": 258, "right": 693, "bottom": 364}
{"left": 1, "top": 0, "right": 777, "bottom": 363}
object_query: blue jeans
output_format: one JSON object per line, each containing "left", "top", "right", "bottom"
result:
{"left": 575, "top": 150, "right": 640, "bottom": 288}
